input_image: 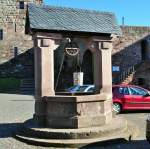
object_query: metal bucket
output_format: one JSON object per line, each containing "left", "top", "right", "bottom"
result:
{"left": 73, "top": 72, "right": 84, "bottom": 86}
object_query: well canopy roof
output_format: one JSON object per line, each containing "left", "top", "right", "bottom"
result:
{"left": 27, "top": 4, "right": 121, "bottom": 35}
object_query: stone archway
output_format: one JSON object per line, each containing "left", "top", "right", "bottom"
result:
{"left": 82, "top": 49, "right": 93, "bottom": 84}
{"left": 141, "top": 40, "right": 150, "bottom": 60}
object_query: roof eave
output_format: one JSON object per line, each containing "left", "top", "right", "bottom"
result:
{"left": 29, "top": 28, "right": 116, "bottom": 36}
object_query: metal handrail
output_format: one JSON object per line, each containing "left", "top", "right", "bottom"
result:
{"left": 114, "top": 65, "right": 135, "bottom": 84}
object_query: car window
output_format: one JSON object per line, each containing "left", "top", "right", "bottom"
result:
{"left": 129, "top": 87, "right": 148, "bottom": 96}
{"left": 123, "top": 87, "right": 130, "bottom": 95}
{"left": 119, "top": 87, "right": 129, "bottom": 95}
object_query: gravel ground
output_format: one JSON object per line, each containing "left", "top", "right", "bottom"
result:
{"left": 0, "top": 94, "right": 150, "bottom": 149}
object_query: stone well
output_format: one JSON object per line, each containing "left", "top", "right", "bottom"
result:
{"left": 15, "top": 4, "right": 139, "bottom": 147}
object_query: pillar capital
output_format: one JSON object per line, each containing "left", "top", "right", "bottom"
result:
{"left": 99, "top": 41, "right": 113, "bottom": 51}
{"left": 87, "top": 36, "right": 112, "bottom": 52}
{"left": 33, "top": 32, "right": 62, "bottom": 49}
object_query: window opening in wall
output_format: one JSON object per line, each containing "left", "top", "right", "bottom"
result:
{"left": 19, "top": 1, "right": 25, "bottom": 9}
{"left": 0, "top": 29, "right": 3, "bottom": 40}
{"left": 14, "top": 23, "right": 17, "bottom": 32}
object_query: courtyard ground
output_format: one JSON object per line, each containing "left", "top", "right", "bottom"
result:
{"left": 0, "top": 94, "right": 150, "bottom": 149}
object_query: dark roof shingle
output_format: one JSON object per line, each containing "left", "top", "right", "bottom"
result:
{"left": 27, "top": 4, "right": 121, "bottom": 35}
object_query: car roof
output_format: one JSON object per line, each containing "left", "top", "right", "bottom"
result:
{"left": 112, "top": 84, "right": 149, "bottom": 91}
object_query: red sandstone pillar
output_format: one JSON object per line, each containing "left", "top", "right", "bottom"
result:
{"left": 33, "top": 33, "right": 62, "bottom": 124}
{"left": 90, "top": 37, "right": 113, "bottom": 95}
{"left": 99, "top": 41, "right": 113, "bottom": 94}
{"left": 34, "top": 33, "right": 62, "bottom": 98}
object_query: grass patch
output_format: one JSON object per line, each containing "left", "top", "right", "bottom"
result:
{"left": 0, "top": 78, "right": 21, "bottom": 93}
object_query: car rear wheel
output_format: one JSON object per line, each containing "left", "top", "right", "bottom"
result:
{"left": 113, "top": 103, "right": 122, "bottom": 114}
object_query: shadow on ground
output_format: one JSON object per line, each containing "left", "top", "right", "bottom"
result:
{"left": 120, "top": 110, "right": 150, "bottom": 114}
{"left": 0, "top": 123, "right": 23, "bottom": 138}
{"left": 80, "top": 139, "right": 150, "bottom": 149}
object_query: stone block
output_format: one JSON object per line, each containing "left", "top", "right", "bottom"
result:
{"left": 102, "top": 42, "right": 111, "bottom": 49}
{"left": 41, "top": 39, "right": 50, "bottom": 47}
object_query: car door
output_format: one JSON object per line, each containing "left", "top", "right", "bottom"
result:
{"left": 119, "top": 86, "right": 133, "bottom": 110}
{"left": 112, "top": 86, "right": 131, "bottom": 110}
{"left": 128, "top": 86, "right": 148, "bottom": 109}
{"left": 134, "top": 87, "right": 150, "bottom": 109}
{"left": 142, "top": 93, "right": 150, "bottom": 109}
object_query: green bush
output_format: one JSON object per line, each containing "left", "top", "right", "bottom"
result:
{"left": 0, "top": 78, "right": 21, "bottom": 93}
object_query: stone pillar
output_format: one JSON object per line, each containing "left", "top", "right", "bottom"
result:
{"left": 33, "top": 33, "right": 62, "bottom": 125}
{"left": 34, "top": 38, "right": 55, "bottom": 97}
{"left": 34, "top": 33, "right": 62, "bottom": 98}
{"left": 89, "top": 37, "right": 112, "bottom": 94}
{"left": 99, "top": 41, "right": 113, "bottom": 94}
{"left": 93, "top": 49, "right": 101, "bottom": 92}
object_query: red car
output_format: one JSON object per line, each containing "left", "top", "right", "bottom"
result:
{"left": 113, "top": 84, "right": 150, "bottom": 113}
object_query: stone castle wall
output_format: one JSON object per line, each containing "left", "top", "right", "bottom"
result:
{"left": 113, "top": 26, "right": 150, "bottom": 53}
{"left": 0, "top": 0, "right": 42, "bottom": 64}
{"left": 112, "top": 26, "right": 150, "bottom": 72}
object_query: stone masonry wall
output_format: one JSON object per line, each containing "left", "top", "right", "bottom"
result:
{"left": 0, "top": 0, "right": 42, "bottom": 64}
{"left": 112, "top": 26, "right": 150, "bottom": 72}
{"left": 113, "top": 26, "right": 150, "bottom": 54}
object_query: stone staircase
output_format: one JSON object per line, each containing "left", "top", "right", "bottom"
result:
{"left": 113, "top": 66, "right": 135, "bottom": 85}
{"left": 20, "top": 79, "right": 35, "bottom": 95}
{"left": 121, "top": 72, "right": 135, "bottom": 84}
{"left": 114, "top": 61, "right": 147, "bottom": 85}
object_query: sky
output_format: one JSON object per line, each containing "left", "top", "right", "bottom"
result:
{"left": 44, "top": 0, "right": 150, "bottom": 26}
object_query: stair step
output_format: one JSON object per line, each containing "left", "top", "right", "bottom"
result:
{"left": 21, "top": 85, "right": 34, "bottom": 87}
{"left": 20, "top": 79, "right": 35, "bottom": 95}
{"left": 22, "top": 82, "right": 34, "bottom": 84}
{"left": 15, "top": 134, "right": 128, "bottom": 148}
{"left": 21, "top": 88, "right": 35, "bottom": 90}
{"left": 15, "top": 118, "right": 139, "bottom": 148}
{"left": 21, "top": 92, "right": 34, "bottom": 95}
